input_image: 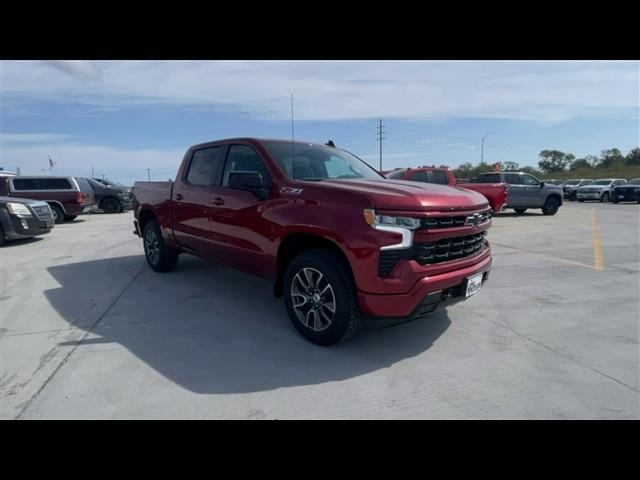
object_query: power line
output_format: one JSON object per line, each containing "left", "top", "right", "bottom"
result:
{"left": 377, "top": 119, "right": 385, "bottom": 171}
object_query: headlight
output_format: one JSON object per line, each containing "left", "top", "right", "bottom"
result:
{"left": 363, "top": 209, "right": 418, "bottom": 251}
{"left": 363, "top": 209, "right": 421, "bottom": 230}
{"left": 6, "top": 202, "right": 33, "bottom": 217}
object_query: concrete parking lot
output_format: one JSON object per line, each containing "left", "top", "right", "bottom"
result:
{"left": 1, "top": 202, "right": 638, "bottom": 419}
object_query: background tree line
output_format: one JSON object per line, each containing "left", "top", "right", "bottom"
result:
{"left": 453, "top": 147, "right": 640, "bottom": 179}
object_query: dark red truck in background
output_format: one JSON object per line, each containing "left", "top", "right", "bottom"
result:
{"left": 133, "top": 138, "right": 492, "bottom": 345}
{"left": 385, "top": 166, "right": 508, "bottom": 213}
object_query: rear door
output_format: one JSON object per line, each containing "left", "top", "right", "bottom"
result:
{"left": 503, "top": 173, "right": 527, "bottom": 206}
{"left": 172, "top": 145, "right": 226, "bottom": 252}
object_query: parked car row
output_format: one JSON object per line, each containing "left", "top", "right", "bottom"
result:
{"left": 384, "top": 167, "right": 563, "bottom": 216}
{"left": 0, "top": 174, "right": 131, "bottom": 245}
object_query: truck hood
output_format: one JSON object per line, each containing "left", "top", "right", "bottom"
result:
{"left": 311, "top": 179, "right": 490, "bottom": 211}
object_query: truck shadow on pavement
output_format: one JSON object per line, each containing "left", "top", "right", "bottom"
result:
{"left": 45, "top": 254, "right": 451, "bottom": 394}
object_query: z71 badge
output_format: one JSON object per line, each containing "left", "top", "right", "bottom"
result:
{"left": 280, "top": 187, "right": 304, "bottom": 194}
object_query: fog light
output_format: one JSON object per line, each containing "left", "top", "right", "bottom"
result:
{"left": 20, "top": 219, "right": 29, "bottom": 229}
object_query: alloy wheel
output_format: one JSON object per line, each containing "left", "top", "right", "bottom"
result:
{"left": 290, "top": 267, "right": 336, "bottom": 332}
{"left": 144, "top": 228, "right": 160, "bottom": 265}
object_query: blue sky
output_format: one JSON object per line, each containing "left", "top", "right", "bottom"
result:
{"left": 1, "top": 60, "right": 638, "bottom": 184}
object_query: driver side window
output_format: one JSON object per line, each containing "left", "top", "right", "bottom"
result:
{"left": 222, "top": 145, "right": 271, "bottom": 188}
{"left": 521, "top": 174, "right": 539, "bottom": 186}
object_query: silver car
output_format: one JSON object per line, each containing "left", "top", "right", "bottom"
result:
{"left": 576, "top": 178, "right": 627, "bottom": 203}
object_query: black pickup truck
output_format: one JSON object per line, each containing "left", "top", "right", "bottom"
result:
{"left": 0, "top": 196, "right": 55, "bottom": 245}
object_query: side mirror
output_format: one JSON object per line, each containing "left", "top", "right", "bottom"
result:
{"left": 539, "top": 182, "right": 545, "bottom": 188}
{"left": 228, "top": 171, "right": 268, "bottom": 198}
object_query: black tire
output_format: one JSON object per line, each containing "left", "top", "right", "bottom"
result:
{"left": 283, "top": 249, "right": 361, "bottom": 346}
{"left": 142, "top": 220, "right": 179, "bottom": 272}
{"left": 600, "top": 192, "right": 609, "bottom": 203}
{"left": 64, "top": 215, "right": 77, "bottom": 221}
{"left": 578, "top": 199, "right": 585, "bottom": 203}
{"left": 50, "top": 204, "right": 65, "bottom": 224}
{"left": 569, "top": 191, "right": 577, "bottom": 201}
{"left": 513, "top": 208, "right": 527, "bottom": 214}
{"left": 612, "top": 199, "right": 619, "bottom": 204}
{"left": 101, "top": 198, "right": 122, "bottom": 214}
{"left": 542, "top": 197, "right": 560, "bottom": 215}
{"left": 0, "top": 227, "right": 5, "bottom": 246}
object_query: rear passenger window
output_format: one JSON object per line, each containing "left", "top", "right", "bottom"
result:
{"left": 503, "top": 173, "right": 521, "bottom": 185}
{"left": 186, "top": 147, "right": 223, "bottom": 186}
{"left": 410, "top": 172, "right": 428, "bottom": 182}
{"left": 429, "top": 171, "right": 448, "bottom": 185}
{"left": 476, "top": 173, "right": 500, "bottom": 183}
{"left": 13, "top": 178, "right": 72, "bottom": 190}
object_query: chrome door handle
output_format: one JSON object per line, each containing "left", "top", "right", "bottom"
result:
{"left": 212, "top": 197, "right": 225, "bottom": 206}
{"left": 175, "top": 193, "right": 184, "bottom": 201}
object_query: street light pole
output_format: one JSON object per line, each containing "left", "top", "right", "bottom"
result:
{"left": 481, "top": 131, "right": 492, "bottom": 164}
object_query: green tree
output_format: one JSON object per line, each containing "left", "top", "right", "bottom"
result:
{"left": 626, "top": 147, "right": 640, "bottom": 166}
{"left": 538, "top": 150, "right": 573, "bottom": 172}
{"left": 597, "top": 148, "right": 625, "bottom": 169}
{"left": 570, "top": 158, "right": 592, "bottom": 171}
{"left": 502, "top": 161, "right": 520, "bottom": 171}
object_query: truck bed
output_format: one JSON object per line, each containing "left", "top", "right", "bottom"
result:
{"left": 132, "top": 181, "right": 173, "bottom": 207}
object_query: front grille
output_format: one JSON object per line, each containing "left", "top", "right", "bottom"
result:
{"left": 414, "top": 231, "right": 488, "bottom": 265}
{"left": 31, "top": 205, "right": 53, "bottom": 220}
{"left": 579, "top": 189, "right": 599, "bottom": 194}
{"left": 419, "top": 212, "right": 490, "bottom": 230}
{"left": 378, "top": 231, "right": 488, "bottom": 276}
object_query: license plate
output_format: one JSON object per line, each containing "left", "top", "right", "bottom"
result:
{"left": 465, "top": 273, "right": 484, "bottom": 297}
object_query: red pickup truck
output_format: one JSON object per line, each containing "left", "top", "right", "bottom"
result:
{"left": 385, "top": 167, "right": 508, "bottom": 213}
{"left": 133, "top": 138, "right": 492, "bottom": 345}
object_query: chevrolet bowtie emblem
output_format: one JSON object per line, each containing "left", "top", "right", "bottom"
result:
{"left": 464, "top": 213, "right": 481, "bottom": 226}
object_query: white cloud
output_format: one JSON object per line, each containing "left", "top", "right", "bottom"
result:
{"left": 1, "top": 60, "right": 638, "bottom": 123}
{"left": 1, "top": 142, "right": 185, "bottom": 184}
{"left": 41, "top": 60, "right": 103, "bottom": 81}
{"left": 1, "top": 132, "right": 73, "bottom": 143}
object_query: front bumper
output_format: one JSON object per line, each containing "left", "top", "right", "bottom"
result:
{"left": 357, "top": 252, "right": 491, "bottom": 317}
{"left": 612, "top": 190, "right": 640, "bottom": 202}
{"left": 1, "top": 213, "right": 53, "bottom": 240}
{"left": 577, "top": 192, "right": 604, "bottom": 200}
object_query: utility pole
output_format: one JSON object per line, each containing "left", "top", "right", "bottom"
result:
{"left": 91, "top": 166, "right": 95, "bottom": 178}
{"left": 377, "top": 119, "right": 385, "bottom": 171}
{"left": 481, "top": 131, "right": 492, "bottom": 164}
{"left": 146, "top": 168, "right": 151, "bottom": 181}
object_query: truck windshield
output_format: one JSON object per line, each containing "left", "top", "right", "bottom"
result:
{"left": 593, "top": 180, "right": 613, "bottom": 185}
{"left": 565, "top": 180, "right": 580, "bottom": 185}
{"left": 264, "top": 142, "right": 383, "bottom": 181}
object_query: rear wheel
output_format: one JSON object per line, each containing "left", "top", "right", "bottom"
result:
{"left": 50, "top": 204, "right": 65, "bottom": 224}
{"left": 284, "top": 249, "right": 361, "bottom": 346}
{"left": 513, "top": 208, "right": 527, "bottom": 214}
{"left": 542, "top": 197, "right": 560, "bottom": 215}
{"left": 600, "top": 192, "right": 609, "bottom": 203}
{"left": 101, "top": 198, "right": 122, "bottom": 214}
{"left": 142, "top": 220, "right": 179, "bottom": 272}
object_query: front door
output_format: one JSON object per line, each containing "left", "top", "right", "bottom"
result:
{"left": 208, "top": 144, "right": 275, "bottom": 278}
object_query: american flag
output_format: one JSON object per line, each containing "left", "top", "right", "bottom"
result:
{"left": 49, "top": 157, "right": 57, "bottom": 169}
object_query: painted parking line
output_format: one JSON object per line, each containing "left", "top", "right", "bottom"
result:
{"left": 590, "top": 208, "right": 605, "bottom": 271}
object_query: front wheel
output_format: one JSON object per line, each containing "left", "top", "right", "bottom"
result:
{"left": 64, "top": 215, "right": 77, "bottom": 221}
{"left": 600, "top": 192, "right": 609, "bottom": 203}
{"left": 142, "top": 220, "right": 179, "bottom": 272}
{"left": 513, "top": 208, "right": 527, "bottom": 214}
{"left": 542, "top": 197, "right": 560, "bottom": 215}
{"left": 50, "top": 204, "right": 65, "bottom": 224}
{"left": 284, "top": 249, "right": 361, "bottom": 346}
